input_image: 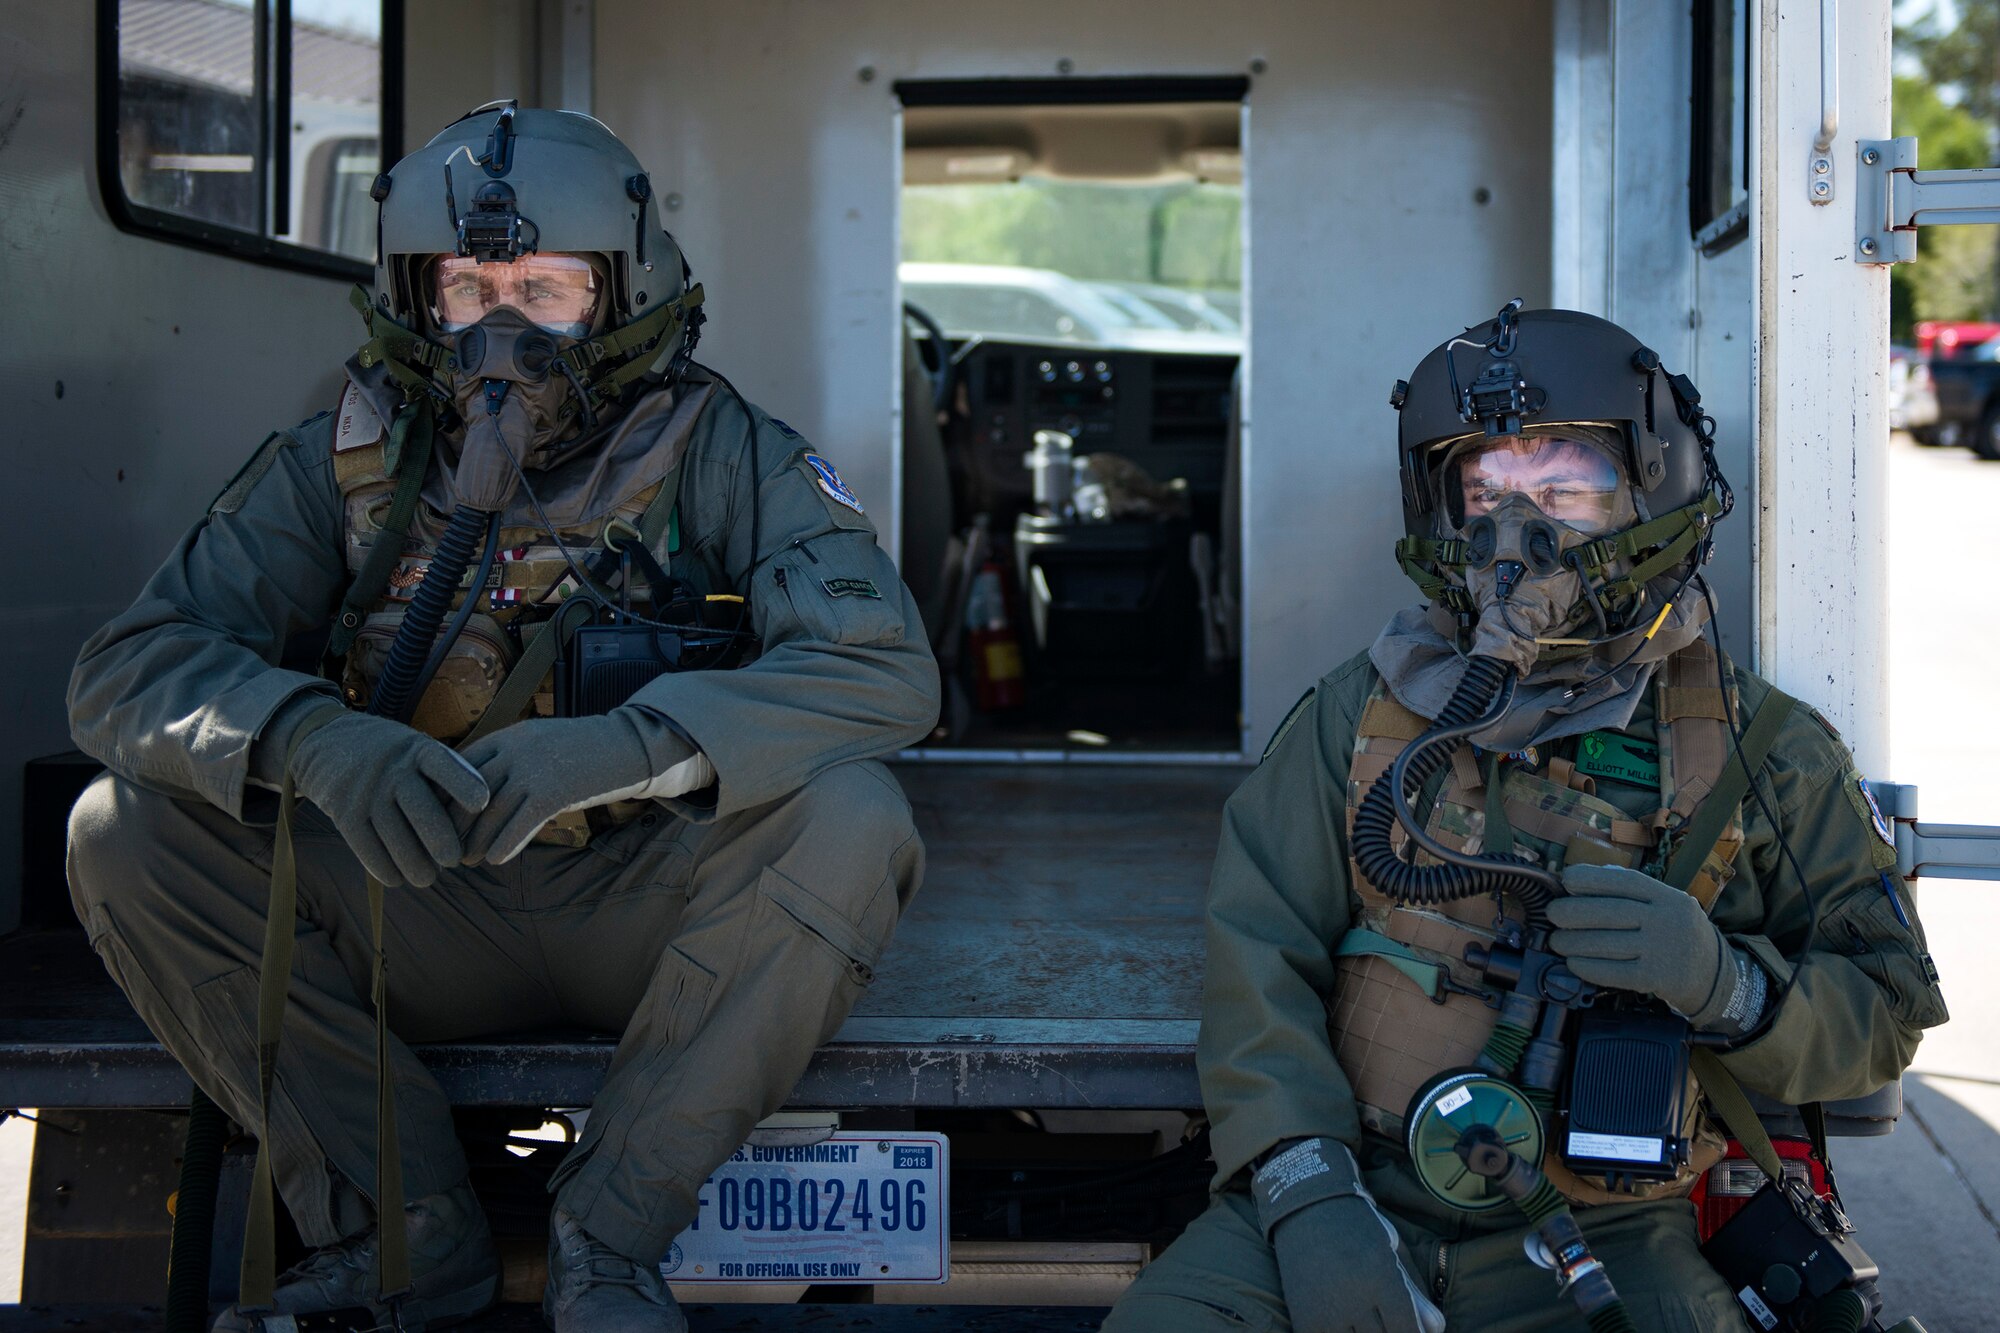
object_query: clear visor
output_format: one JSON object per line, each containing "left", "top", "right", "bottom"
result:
{"left": 432, "top": 253, "right": 603, "bottom": 337}
{"left": 1446, "top": 432, "right": 1628, "bottom": 535}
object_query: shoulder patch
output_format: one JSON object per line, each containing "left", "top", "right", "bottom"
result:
{"left": 1852, "top": 775, "right": 1895, "bottom": 848}
{"left": 1262, "top": 688, "right": 1318, "bottom": 762}
{"left": 768, "top": 417, "right": 803, "bottom": 440}
{"left": 803, "top": 452, "right": 864, "bottom": 514}
{"left": 822, "top": 577, "right": 881, "bottom": 600}
{"left": 333, "top": 381, "right": 385, "bottom": 453}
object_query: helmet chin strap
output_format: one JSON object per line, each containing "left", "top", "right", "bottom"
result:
{"left": 347, "top": 280, "right": 706, "bottom": 439}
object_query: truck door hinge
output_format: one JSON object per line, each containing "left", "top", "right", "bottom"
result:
{"left": 1868, "top": 782, "right": 2000, "bottom": 883}
{"left": 1856, "top": 137, "right": 2000, "bottom": 265}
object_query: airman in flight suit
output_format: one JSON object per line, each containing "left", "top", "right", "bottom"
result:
{"left": 67, "top": 105, "right": 940, "bottom": 1332}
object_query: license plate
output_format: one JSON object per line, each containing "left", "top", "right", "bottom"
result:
{"left": 661, "top": 1132, "right": 950, "bottom": 1284}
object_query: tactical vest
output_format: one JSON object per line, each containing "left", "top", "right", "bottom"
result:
{"left": 328, "top": 380, "right": 716, "bottom": 844}
{"left": 1328, "top": 640, "right": 1742, "bottom": 1206}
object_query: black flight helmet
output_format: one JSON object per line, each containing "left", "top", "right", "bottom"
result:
{"left": 1390, "top": 301, "right": 1730, "bottom": 631}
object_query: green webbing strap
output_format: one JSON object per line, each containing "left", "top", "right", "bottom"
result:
{"left": 1335, "top": 928, "right": 1444, "bottom": 999}
{"left": 1690, "top": 1048, "right": 1785, "bottom": 1184}
{"left": 1662, "top": 680, "right": 1797, "bottom": 1187}
{"left": 1662, "top": 683, "right": 1795, "bottom": 892}
{"left": 556, "top": 284, "right": 704, "bottom": 381}
{"left": 459, "top": 598, "right": 589, "bottom": 749}
{"left": 242, "top": 705, "right": 346, "bottom": 1309}
{"left": 459, "top": 457, "right": 686, "bottom": 749}
{"left": 1482, "top": 751, "right": 1516, "bottom": 860}
{"left": 328, "top": 401, "right": 435, "bottom": 661}
{"left": 369, "top": 867, "right": 411, "bottom": 1301}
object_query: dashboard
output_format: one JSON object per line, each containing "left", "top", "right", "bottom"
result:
{"left": 955, "top": 341, "right": 1238, "bottom": 506}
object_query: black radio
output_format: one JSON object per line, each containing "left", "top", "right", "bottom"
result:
{"left": 1701, "top": 1177, "right": 1925, "bottom": 1332}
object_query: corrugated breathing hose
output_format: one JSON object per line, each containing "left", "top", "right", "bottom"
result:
{"left": 365, "top": 506, "right": 499, "bottom": 722}
{"left": 1349, "top": 653, "right": 1563, "bottom": 923}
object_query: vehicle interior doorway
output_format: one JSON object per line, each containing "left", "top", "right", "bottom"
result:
{"left": 897, "top": 87, "right": 1245, "bottom": 755}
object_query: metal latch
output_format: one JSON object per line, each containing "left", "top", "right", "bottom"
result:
{"left": 1856, "top": 137, "right": 2000, "bottom": 264}
{"left": 1867, "top": 782, "right": 2000, "bottom": 882}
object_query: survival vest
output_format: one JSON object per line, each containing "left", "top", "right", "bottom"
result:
{"left": 325, "top": 378, "right": 718, "bottom": 844}
{"left": 1328, "top": 639, "right": 1746, "bottom": 1206}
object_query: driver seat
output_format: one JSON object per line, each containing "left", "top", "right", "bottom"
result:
{"left": 900, "top": 326, "right": 955, "bottom": 641}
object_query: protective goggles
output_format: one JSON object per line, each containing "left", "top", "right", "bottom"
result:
{"left": 1443, "top": 431, "right": 1630, "bottom": 536}
{"left": 432, "top": 253, "right": 603, "bottom": 337}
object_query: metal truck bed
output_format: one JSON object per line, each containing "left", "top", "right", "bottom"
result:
{"left": 0, "top": 763, "right": 1244, "bottom": 1114}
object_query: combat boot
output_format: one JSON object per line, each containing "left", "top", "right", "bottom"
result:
{"left": 543, "top": 1206, "right": 687, "bottom": 1332}
{"left": 210, "top": 1181, "right": 500, "bottom": 1332}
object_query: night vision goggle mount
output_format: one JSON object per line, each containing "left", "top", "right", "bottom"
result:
{"left": 442, "top": 106, "right": 538, "bottom": 264}
{"left": 1446, "top": 301, "right": 1550, "bottom": 437}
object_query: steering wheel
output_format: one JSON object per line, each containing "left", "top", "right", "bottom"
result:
{"left": 902, "top": 300, "right": 956, "bottom": 411}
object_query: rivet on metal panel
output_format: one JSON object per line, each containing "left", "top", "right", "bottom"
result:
{"left": 1859, "top": 237, "right": 1878, "bottom": 257}
{"left": 1056, "top": 58, "right": 1074, "bottom": 75}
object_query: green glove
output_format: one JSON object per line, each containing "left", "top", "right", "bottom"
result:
{"left": 1250, "top": 1138, "right": 1446, "bottom": 1333}
{"left": 458, "top": 713, "right": 713, "bottom": 866}
{"left": 1550, "top": 863, "right": 1769, "bottom": 1034}
{"left": 288, "top": 710, "right": 491, "bottom": 888}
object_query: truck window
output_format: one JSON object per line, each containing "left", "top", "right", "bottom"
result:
{"left": 1691, "top": 0, "right": 1749, "bottom": 252}
{"left": 902, "top": 177, "right": 1243, "bottom": 354}
{"left": 101, "top": 0, "right": 401, "bottom": 277}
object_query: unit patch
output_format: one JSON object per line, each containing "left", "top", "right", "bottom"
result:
{"left": 804, "top": 453, "right": 864, "bottom": 513}
{"left": 822, "top": 577, "right": 881, "bottom": 600}
{"left": 1573, "top": 731, "right": 1661, "bottom": 788}
{"left": 1854, "top": 776, "right": 1895, "bottom": 847}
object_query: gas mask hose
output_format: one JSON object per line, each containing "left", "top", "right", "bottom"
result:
{"left": 366, "top": 505, "right": 499, "bottom": 723}
{"left": 1349, "top": 654, "right": 1564, "bottom": 923}
{"left": 1456, "top": 1125, "right": 1636, "bottom": 1333}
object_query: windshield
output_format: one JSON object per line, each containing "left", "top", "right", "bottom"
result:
{"left": 901, "top": 177, "right": 1243, "bottom": 353}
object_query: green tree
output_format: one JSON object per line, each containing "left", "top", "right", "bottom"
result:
{"left": 1889, "top": 17, "right": 2000, "bottom": 339}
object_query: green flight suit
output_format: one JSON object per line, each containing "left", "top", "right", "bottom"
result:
{"left": 1107, "top": 650, "right": 1948, "bottom": 1332}
{"left": 65, "top": 379, "right": 942, "bottom": 1262}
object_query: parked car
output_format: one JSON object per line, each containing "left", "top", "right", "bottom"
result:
{"left": 1890, "top": 343, "right": 1941, "bottom": 439}
{"left": 900, "top": 261, "right": 1241, "bottom": 353}
{"left": 1922, "top": 336, "right": 2000, "bottom": 459}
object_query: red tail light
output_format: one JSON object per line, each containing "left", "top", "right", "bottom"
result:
{"left": 1689, "top": 1139, "right": 1829, "bottom": 1242}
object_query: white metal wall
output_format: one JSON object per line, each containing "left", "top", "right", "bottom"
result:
{"left": 591, "top": 0, "right": 1555, "bottom": 754}
{"left": 1755, "top": 0, "right": 1892, "bottom": 771}
{"left": 0, "top": 7, "right": 378, "bottom": 927}
{"left": 1549, "top": 0, "right": 1757, "bottom": 665}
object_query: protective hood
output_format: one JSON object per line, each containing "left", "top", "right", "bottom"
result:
{"left": 1370, "top": 584, "right": 1711, "bottom": 752}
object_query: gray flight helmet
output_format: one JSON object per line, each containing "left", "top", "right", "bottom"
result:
{"left": 369, "top": 101, "right": 700, "bottom": 381}
{"left": 1390, "top": 302, "right": 1730, "bottom": 626}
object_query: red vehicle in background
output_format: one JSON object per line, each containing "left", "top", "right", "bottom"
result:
{"left": 1914, "top": 319, "right": 2000, "bottom": 358}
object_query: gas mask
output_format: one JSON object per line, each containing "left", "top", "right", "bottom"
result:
{"left": 1440, "top": 427, "right": 1637, "bottom": 673}
{"left": 439, "top": 305, "right": 580, "bottom": 510}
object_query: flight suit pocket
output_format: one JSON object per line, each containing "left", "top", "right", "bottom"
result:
{"left": 769, "top": 532, "right": 906, "bottom": 649}
{"left": 646, "top": 942, "right": 717, "bottom": 1050}
{"left": 757, "top": 865, "right": 882, "bottom": 983}
{"left": 1820, "top": 886, "right": 1950, "bottom": 1031}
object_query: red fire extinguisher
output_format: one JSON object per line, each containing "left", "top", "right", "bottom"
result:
{"left": 967, "top": 560, "right": 1025, "bottom": 711}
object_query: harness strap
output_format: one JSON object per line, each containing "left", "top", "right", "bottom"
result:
{"left": 1335, "top": 928, "right": 1445, "bottom": 1000}
{"left": 328, "top": 402, "right": 435, "bottom": 661}
{"left": 242, "top": 705, "right": 347, "bottom": 1309}
{"left": 1663, "top": 684, "right": 1794, "bottom": 892}
{"left": 1664, "top": 683, "right": 1797, "bottom": 1187}
{"left": 458, "top": 452, "right": 687, "bottom": 749}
